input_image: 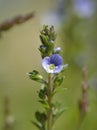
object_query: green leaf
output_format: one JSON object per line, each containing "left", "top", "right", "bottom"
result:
{"left": 31, "top": 121, "right": 46, "bottom": 130}
{"left": 54, "top": 76, "right": 64, "bottom": 87}
{"left": 53, "top": 88, "right": 67, "bottom": 96}
{"left": 40, "top": 34, "right": 49, "bottom": 46}
{"left": 35, "top": 111, "right": 47, "bottom": 124}
{"left": 47, "top": 41, "right": 54, "bottom": 54}
{"left": 27, "top": 70, "right": 47, "bottom": 84}
{"left": 53, "top": 107, "right": 67, "bottom": 123}
{"left": 38, "top": 87, "right": 47, "bottom": 99}
{"left": 39, "top": 45, "right": 47, "bottom": 58}
{"left": 39, "top": 100, "right": 50, "bottom": 109}
{"left": 31, "top": 121, "right": 42, "bottom": 130}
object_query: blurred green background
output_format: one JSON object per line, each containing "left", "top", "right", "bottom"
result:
{"left": 0, "top": 0, "right": 97, "bottom": 130}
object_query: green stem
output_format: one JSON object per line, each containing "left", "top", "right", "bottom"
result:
{"left": 47, "top": 73, "right": 53, "bottom": 130}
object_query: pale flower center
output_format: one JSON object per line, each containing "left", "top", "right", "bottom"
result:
{"left": 49, "top": 64, "right": 55, "bottom": 70}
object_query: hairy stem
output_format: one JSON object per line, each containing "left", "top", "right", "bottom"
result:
{"left": 47, "top": 73, "right": 53, "bottom": 130}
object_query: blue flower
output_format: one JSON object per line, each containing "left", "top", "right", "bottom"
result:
{"left": 42, "top": 54, "right": 65, "bottom": 73}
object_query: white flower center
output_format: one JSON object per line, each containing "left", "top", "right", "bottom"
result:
{"left": 49, "top": 64, "right": 55, "bottom": 70}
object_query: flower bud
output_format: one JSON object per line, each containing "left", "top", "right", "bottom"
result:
{"left": 27, "top": 70, "right": 44, "bottom": 83}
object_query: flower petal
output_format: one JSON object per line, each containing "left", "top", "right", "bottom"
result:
{"left": 50, "top": 54, "right": 63, "bottom": 66}
{"left": 42, "top": 57, "right": 50, "bottom": 73}
{"left": 54, "top": 65, "right": 63, "bottom": 73}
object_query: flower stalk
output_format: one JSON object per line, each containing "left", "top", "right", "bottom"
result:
{"left": 27, "top": 25, "right": 68, "bottom": 130}
{"left": 47, "top": 74, "right": 53, "bottom": 130}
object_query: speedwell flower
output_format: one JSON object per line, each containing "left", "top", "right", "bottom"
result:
{"left": 42, "top": 54, "right": 64, "bottom": 73}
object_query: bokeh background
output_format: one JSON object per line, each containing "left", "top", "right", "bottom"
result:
{"left": 0, "top": 0, "right": 97, "bottom": 130}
